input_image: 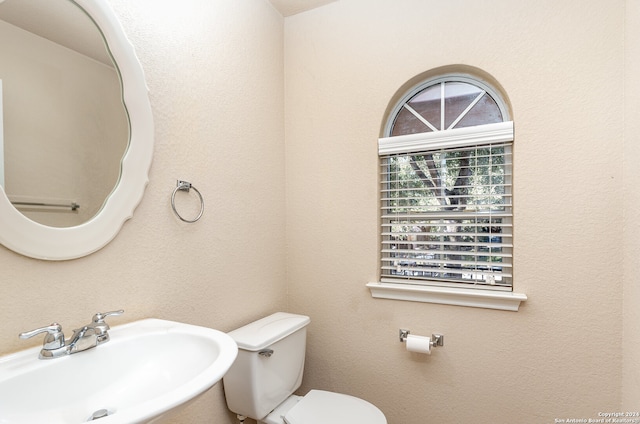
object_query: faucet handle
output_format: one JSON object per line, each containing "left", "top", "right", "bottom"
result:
{"left": 19, "top": 323, "right": 65, "bottom": 350}
{"left": 92, "top": 310, "right": 124, "bottom": 324}
{"left": 90, "top": 310, "right": 123, "bottom": 344}
{"left": 91, "top": 310, "right": 124, "bottom": 334}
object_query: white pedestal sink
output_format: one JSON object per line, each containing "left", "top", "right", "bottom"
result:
{"left": 0, "top": 319, "right": 238, "bottom": 423}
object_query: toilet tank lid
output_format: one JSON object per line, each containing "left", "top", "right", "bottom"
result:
{"left": 228, "top": 312, "right": 310, "bottom": 351}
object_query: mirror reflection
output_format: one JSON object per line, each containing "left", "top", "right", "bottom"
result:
{"left": 0, "top": 0, "right": 128, "bottom": 228}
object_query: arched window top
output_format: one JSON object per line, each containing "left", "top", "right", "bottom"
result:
{"left": 386, "top": 75, "right": 510, "bottom": 138}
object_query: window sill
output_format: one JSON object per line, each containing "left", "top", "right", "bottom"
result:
{"left": 366, "top": 282, "right": 527, "bottom": 311}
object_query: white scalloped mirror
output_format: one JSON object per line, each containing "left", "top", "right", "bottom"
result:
{"left": 0, "top": 0, "right": 153, "bottom": 260}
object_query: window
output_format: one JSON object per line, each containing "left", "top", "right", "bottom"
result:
{"left": 368, "top": 74, "right": 526, "bottom": 311}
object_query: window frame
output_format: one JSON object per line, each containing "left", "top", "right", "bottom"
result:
{"left": 367, "top": 73, "right": 527, "bottom": 311}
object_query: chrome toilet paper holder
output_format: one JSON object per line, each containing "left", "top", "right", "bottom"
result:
{"left": 399, "top": 329, "right": 444, "bottom": 347}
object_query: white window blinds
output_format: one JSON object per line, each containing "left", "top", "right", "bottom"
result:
{"left": 379, "top": 121, "right": 514, "bottom": 290}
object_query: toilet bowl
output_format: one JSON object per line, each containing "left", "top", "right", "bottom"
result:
{"left": 222, "top": 312, "right": 386, "bottom": 424}
{"left": 261, "top": 390, "right": 386, "bottom": 424}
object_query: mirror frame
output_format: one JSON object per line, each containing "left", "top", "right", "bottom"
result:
{"left": 0, "top": 0, "right": 153, "bottom": 260}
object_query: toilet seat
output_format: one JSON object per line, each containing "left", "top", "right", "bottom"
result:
{"left": 283, "top": 390, "right": 386, "bottom": 424}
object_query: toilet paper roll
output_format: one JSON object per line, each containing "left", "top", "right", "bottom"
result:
{"left": 405, "top": 334, "right": 431, "bottom": 354}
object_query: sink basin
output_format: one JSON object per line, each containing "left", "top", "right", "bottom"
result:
{"left": 0, "top": 319, "right": 238, "bottom": 423}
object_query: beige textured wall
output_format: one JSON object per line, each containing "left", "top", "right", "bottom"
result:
{"left": 623, "top": 0, "right": 640, "bottom": 409}
{"left": 285, "top": 1, "right": 628, "bottom": 423}
{"left": 0, "top": 1, "right": 285, "bottom": 422}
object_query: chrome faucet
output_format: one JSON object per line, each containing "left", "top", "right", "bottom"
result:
{"left": 19, "top": 310, "right": 124, "bottom": 359}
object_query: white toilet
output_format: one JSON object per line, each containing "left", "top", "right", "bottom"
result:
{"left": 223, "top": 312, "right": 387, "bottom": 424}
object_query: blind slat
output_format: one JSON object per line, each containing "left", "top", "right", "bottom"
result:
{"left": 383, "top": 205, "right": 513, "bottom": 212}
{"left": 381, "top": 266, "right": 513, "bottom": 279}
{"left": 381, "top": 242, "right": 513, "bottom": 250}
{"left": 382, "top": 253, "right": 513, "bottom": 259}
{"left": 381, "top": 223, "right": 513, "bottom": 228}
{"left": 382, "top": 212, "right": 511, "bottom": 219}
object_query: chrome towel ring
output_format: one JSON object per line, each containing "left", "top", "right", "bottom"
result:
{"left": 171, "top": 180, "right": 204, "bottom": 223}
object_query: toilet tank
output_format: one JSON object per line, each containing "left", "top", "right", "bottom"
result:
{"left": 223, "top": 312, "right": 311, "bottom": 420}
